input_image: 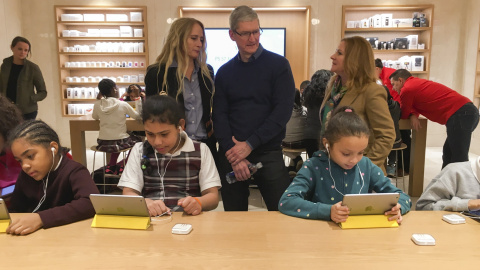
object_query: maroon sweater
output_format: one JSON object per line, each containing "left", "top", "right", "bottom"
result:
{"left": 8, "top": 156, "right": 99, "bottom": 228}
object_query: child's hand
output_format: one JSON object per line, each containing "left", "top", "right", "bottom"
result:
{"left": 178, "top": 197, "right": 202, "bottom": 216}
{"left": 7, "top": 213, "right": 43, "bottom": 235}
{"left": 145, "top": 198, "right": 168, "bottom": 217}
{"left": 330, "top": 202, "right": 350, "bottom": 223}
{"left": 385, "top": 203, "right": 403, "bottom": 224}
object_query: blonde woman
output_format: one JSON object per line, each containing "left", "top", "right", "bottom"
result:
{"left": 320, "top": 36, "right": 395, "bottom": 173}
{"left": 145, "top": 18, "right": 216, "bottom": 157}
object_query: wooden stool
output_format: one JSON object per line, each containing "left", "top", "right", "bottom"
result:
{"left": 390, "top": 143, "right": 408, "bottom": 190}
{"left": 90, "top": 146, "right": 132, "bottom": 194}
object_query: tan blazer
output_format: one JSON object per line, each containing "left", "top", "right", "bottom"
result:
{"left": 321, "top": 75, "right": 395, "bottom": 173}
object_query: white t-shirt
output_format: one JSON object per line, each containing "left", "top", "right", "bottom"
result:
{"left": 118, "top": 131, "right": 221, "bottom": 194}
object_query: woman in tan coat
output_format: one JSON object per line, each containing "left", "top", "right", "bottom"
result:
{"left": 320, "top": 36, "right": 395, "bottom": 173}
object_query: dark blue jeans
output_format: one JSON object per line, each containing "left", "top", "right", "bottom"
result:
{"left": 218, "top": 148, "right": 290, "bottom": 211}
{"left": 443, "top": 103, "right": 479, "bottom": 168}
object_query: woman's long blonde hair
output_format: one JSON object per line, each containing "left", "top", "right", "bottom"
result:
{"left": 154, "top": 17, "right": 213, "bottom": 98}
{"left": 321, "top": 36, "right": 377, "bottom": 109}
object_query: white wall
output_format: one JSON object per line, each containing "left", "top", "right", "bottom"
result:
{"left": 0, "top": 0, "right": 22, "bottom": 58}
{"left": 1, "top": 0, "right": 479, "bottom": 153}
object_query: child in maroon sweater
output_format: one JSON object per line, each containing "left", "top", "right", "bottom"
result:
{"left": 7, "top": 120, "right": 99, "bottom": 235}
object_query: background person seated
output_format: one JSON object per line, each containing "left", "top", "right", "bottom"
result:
{"left": 416, "top": 157, "right": 480, "bottom": 211}
{"left": 282, "top": 89, "right": 306, "bottom": 175}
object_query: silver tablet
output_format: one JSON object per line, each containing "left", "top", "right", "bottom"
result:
{"left": 0, "top": 198, "right": 11, "bottom": 220}
{"left": 90, "top": 194, "right": 149, "bottom": 217}
{"left": 342, "top": 193, "right": 399, "bottom": 215}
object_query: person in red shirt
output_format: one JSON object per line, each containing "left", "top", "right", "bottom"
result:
{"left": 375, "top": 58, "right": 401, "bottom": 104}
{"left": 390, "top": 69, "right": 479, "bottom": 168}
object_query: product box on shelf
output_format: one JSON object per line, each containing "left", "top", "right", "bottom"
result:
{"left": 381, "top": 14, "right": 393, "bottom": 27}
{"left": 393, "top": 38, "right": 408, "bottom": 49}
{"left": 134, "top": 29, "right": 143, "bottom": 37}
{"left": 360, "top": 19, "right": 369, "bottom": 28}
{"left": 120, "top": 26, "right": 133, "bottom": 37}
{"left": 406, "top": 35, "right": 418, "bottom": 49}
{"left": 106, "top": 14, "right": 129, "bottom": 22}
{"left": 365, "top": 37, "right": 378, "bottom": 49}
{"left": 411, "top": 55, "right": 425, "bottom": 71}
{"left": 60, "top": 14, "right": 83, "bottom": 21}
{"left": 83, "top": 14, "right": 104, "bottom": 21}
{"left": 130, "top": 12, "right": 142, "bottom": 22}
{"left": 372, "top": 14, "right": 382, "bottom": 28}
{"left": 393, "top": 18, "right": 414, "bottom": 28}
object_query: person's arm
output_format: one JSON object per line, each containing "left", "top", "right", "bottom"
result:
{"left": 399, "top": 85, "right": 418, "bottom": 120}
{"left": 91, "top": 102, "right": 100, "bottom": 120}
{"left": 363, "top": 85, "right": 396, "bottom": 170}
{"left": 31, "top": 64, "right": 47, "bottom": 102}
{"left": 409, "top": 114, "right": 422, "bottom": 130}
{"left": 177, "top": 187, "right": 219, "bottom": 215}
{"left": 123, "top": 102, "right": 141, "bottom": 120}
{"left": 278, "top": 164, "right": 333, "bottom": 220}
{"left": 415, "top": 167, "right": 472, "bottom": 211}
{"left": 144, "top": 65, "right": 160, "bottom": 97}
{"left": 36, "top": 164, "right": 99, "bottom": 229}
{"left": 367, "top": 161, "right": 411, "bottom": 215}
{"left": 177, "top": 143, "right": 221, "bottom": 214}
{"left": 212, "top": 69, "right": 234, "bottom": 151}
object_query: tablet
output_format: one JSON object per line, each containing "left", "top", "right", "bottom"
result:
{"left": 342, "top": 193, "right": 399, "bottom": 215}
{"left": 90, "top": 194, "right": 149, "bottom": 217}
{"left": 0, "top": 198, "right": 11, "bottom": 220}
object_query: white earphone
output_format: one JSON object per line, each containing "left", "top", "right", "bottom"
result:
{"left": 32, "top": 146, "right": 56, "bottom": 213}
{"left": 325, "top": 142, "right": 365, "bottom": 197}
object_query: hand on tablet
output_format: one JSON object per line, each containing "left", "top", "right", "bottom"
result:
{"left": 145, "top": 198, "right": 169, "bottom": 217}
{"left": 7, "top": 213, "right": 43, "bottom": 235}
{"left": 385, "top": 203, "right": 403, "bottom": 224}
{"left": 331, "top": 202, "right": 350, "bottom": 223}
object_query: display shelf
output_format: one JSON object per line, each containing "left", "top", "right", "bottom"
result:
{"left": 55, "top": 5, "right": 148, "bottom": 117}
{"left": 61, "top": 67, "right": 146, "bottom": 70}
{"left": 342, "top": 5, "right": 434, "bottom": 80}
{"left": 58, "top": 37, "right": 146, "bottom": 41}
{"left": 62, "top": 82, "right": 145, "bottom": 86}
{"left": 58, "top": 22, "right": 145, "bottom": 26}
{"left": 59, "top": 52, "right": 146, "bottom": 55}
{"left": 345, "top": 27, "right": 431, "bottom": 32}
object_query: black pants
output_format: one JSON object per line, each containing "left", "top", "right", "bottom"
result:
{"left": 218, "top": 148, "right": 290, "bottom": 211}
{"left": 443, "top": 103, "right": 479, "bottom": 168}
{"left": 398, "top": 130, "right": 411, "bottom": 173}
{"left": 304, "top": 138, "right": 319, "bottom": 158}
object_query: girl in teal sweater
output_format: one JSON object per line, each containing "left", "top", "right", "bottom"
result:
{"left": 279, "top": 107, "right": 411, "bottom": 223}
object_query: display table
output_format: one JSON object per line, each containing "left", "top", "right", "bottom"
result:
{"left": 1, "top": 211, "right": 477, "bottom": 268}
{"left": 69, "top": 116, "right": 428, "bottom": 196}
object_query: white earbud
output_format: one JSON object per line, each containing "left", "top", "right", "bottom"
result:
{"left": 178, "top": 126, "right": 181, "bottom": 131}
{"left": 326, "top": 144, "right": 329, "bottom": 152}
{"left": 51, "top": 147, "right": 55, "bottom": 154}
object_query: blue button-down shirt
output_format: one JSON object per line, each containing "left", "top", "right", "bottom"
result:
{"left": 170, "top": 60, "right": 207, "bottom": 140}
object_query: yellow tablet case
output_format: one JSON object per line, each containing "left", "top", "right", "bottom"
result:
{"left": 91, "top": 214, "right": 150, "bottom": 230}
{"left": 0, "top": 219, "right": 11, "bottom": 233}
{"left": 339, "top": 215, "right": 399, "bottom": 229}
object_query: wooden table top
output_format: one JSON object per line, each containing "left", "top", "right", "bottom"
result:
{"left": 1, "top": 210, "right": 478, "bottom": 269}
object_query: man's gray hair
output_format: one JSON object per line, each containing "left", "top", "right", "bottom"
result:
{"left": 229, "top": 5, "right": 259, "bottom": 30}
